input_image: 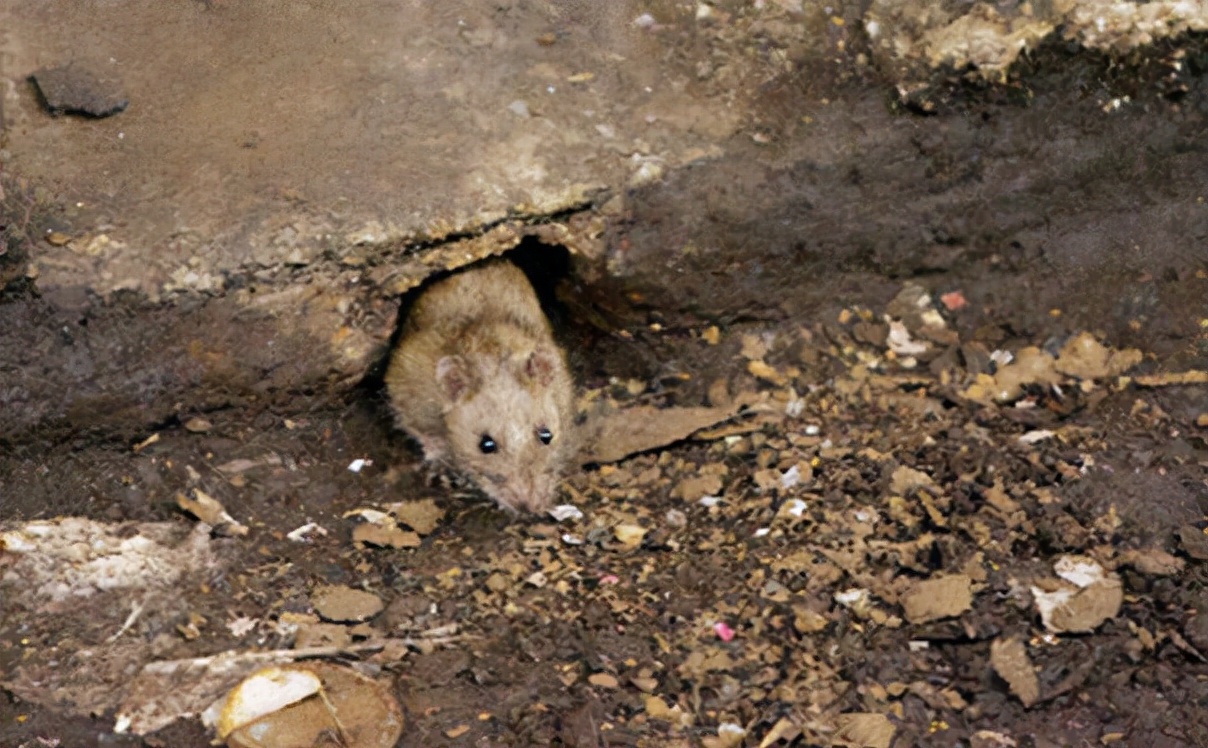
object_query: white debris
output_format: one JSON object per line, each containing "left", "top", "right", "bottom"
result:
{"left": 1054, "top": 555, "right": 1108, "bottom": 588}
{"left": 834, "top": 588, "right": 870, "bottom": 608}
{"left": 783, "top": 498, "right": 808, "bottom": 517}
{"left": 285, "top": 522, "right": 328, "bottom": 542}
{"left": 1, "top": 518, "right": 213, "bottom": 605}
{"left": 549, "top": 504, "right": 584, "bottom": 522}
{"left": 886, "top": 318, "right": 930, "bottom": 356}
{"left": 990, "top": 349, "right": 1015, "bottom": 366}
{"left": 227, "top": 616, "right": 259, "bottom": 637}
{"left": 665, "top": 508, "right": 688, "bottom": 528}
{"left": 206, "top": 666, "right": 323, "bottom": 739}
{"left": 1018, "top": 429, "right": 1055, "bottom": 444}
{"left": 346, "top": 458, "right": 371, "bottom": 473}
{"left": 780, "top": 465, "right": 802, "bottom": 490}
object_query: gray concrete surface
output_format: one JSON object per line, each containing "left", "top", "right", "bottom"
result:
{"left": 1, "top": 0, "right": 741, "bottom": 297}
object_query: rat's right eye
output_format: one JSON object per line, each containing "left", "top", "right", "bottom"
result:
{"left": 479, "top": 434, "right": 498, "bottom": 454}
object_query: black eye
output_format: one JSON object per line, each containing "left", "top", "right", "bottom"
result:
{"left": 479, "top": 434, "right": 497, "bottom": 454}
{"left": 537, "top": 427, "right": 553, "bottom": 445}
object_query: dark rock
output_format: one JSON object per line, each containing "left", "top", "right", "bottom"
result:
{"left": 30, "top": 64, "right": 128, "bottom": 118}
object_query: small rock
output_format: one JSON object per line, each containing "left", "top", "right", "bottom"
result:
{"left": 184, "top": 417, "right": 213, "bottom": 433}
{"left": 30, "top": 64, "right": 129, "bottom": 118}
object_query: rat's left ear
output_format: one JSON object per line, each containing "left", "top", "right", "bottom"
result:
{"left": 523, "top": 346, "right": 561, "bottom": 387}
{"left": 436, "top": 355, "right": 479, "bottom": 402}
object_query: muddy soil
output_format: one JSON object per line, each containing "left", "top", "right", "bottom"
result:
{"left": 3, "top": 3, "right": 1208, "bottom": 748}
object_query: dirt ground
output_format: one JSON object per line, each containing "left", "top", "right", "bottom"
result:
{"left": 2, "top": 2, "right": 1208, "bottom": 747}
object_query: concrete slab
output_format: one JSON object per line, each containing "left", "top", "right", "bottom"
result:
{"left": 0, "top": 0, "right": 739, "bottom": 297}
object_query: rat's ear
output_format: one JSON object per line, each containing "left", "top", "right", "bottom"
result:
{"left": 436, "top": 355, "right": 478, "bottom": 402}
{"left": 523, "top": 346, "right": 561, "bottom": 387}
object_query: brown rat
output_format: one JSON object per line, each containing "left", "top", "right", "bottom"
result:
{"left": 384, "top": 258, "right": 575, "bottom": 513}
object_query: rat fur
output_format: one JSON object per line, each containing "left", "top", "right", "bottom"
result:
{"left": 384, "top": 258, "right": 575, "bottom": 513}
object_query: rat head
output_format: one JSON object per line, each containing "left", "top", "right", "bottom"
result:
{"left": 435, "top": 346, "right": 573, "bottom": 513}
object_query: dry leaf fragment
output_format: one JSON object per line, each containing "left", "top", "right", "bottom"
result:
{"left": 386, "top": 499, "right": 445, "bottom": 535}
{"left": 748, "top": 359, "right": 788, "bottom": 386}
{"left": 673, "top": 473, "right": 724, "bottom": 500}
{"left": 352, "top": 523, "right": 421, "bottom": 549}
{"left": 832, "top": 712, "right": 895, "bottom": 748}
{"left": 1133, "top": 370, "right": 1208, "bottom": 387}
{"left": 889, "top": 465, "right": 935, "bottom": 494}
{"left": 133, "top": 433, "right": 161, "bottom": 452}
{"left": 587, "top": 673, "right": 618, "bottom": 689}
{"left": 990, "top": 637, "right": 1040, "bottom": 707}
{"left": 345, "top": 508, "right": 421, "bottom": 549}
{"left": 578, "top": 405, "right": 740, "bottom": 464}
{"left": 614, "top": 523, "right": 648, "bottom": 549}
{"left": 176, "top": 489, "right": 249, "bottom": 536}
{"left": 740, "top": 333, "right": 771, "bottom": 360}
{"left": 311, "top": 585, "right": 384, "bottom": 624}
{"left": 644, "top": 695, "right": 693, "bottom": 727}
{"left": 758, "top": 717, "right": 802, "bottom": 747}
{"left": 1055, "top": 332, "right": 1142, "bottom": 379}
{"left": 1117, "top": 548, "right": 1185, "bottom": 576}
{"left": 965, "top": 346, "right": 1061, "bottom": 403}
{"left": 971, "top": 730, "right": 1019, "bottom": 748}
{"left": 215, "top": 454, "right": 283, "bottom": 475}
{"left": 445, "top": 725, "right": 471, "bottom": 738}
{"left": 1032, "top": 556, "right": 1123, "bottom": 633}
{"left": 901, "top": 574, "right": 972, "bottom": 624}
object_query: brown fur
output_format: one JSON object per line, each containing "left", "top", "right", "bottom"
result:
{"left": 384, "top": 258, "right": 575, "bottom": 513}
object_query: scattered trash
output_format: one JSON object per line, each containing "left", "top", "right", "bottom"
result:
{"left": 549, "top": 504, "right": 584, "bottom": 522}
{"left": 202, "top": 663, "right": 402, "bottom": 748}
{"left": 1031, "top": 555, "right": 1123, "bottom": 633}
{"left": 713, "top": 622, "right": 735, "bottom": 642}
{"left": 285, "top": 522, "right": 328, "bottom": 542}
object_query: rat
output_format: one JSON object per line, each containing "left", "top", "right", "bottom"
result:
{"left": 384, "top": 257, "right": 576, "bottom": 513}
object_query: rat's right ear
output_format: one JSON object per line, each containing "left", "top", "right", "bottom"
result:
{"left": 436, "top": 355, "right": 477, "bottom": 402}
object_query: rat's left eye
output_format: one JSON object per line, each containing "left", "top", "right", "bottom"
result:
{"left": 479, "top": 434, "right": 498, "bottom": 454}
{"left": 536, "top": 427, "right": 553, "bottom": 445}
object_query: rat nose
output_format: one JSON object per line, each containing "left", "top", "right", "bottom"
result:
{"left": 506, "top": 476, "right": 553, "bottom": 513}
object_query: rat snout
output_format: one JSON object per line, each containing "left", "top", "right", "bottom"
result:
{"left": 494, "top": 473, "right": 555, "bottom": 514}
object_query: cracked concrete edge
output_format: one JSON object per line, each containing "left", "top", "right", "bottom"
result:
{"left": 190, "top": 192, "right": 614, "bottom": 389}
{"left": 869, "top": 0, "right": 1208, "bottom": 90}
